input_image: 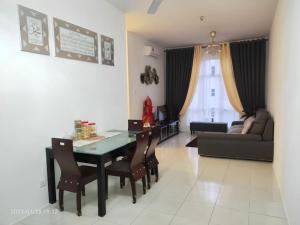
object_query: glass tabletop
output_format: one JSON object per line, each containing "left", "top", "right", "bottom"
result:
{"left": 74, "top": 131, "right": 136, "bottom": 156}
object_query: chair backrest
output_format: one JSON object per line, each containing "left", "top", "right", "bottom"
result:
{"left": 146, "top": 126, "right": 161, "bottom": 158}
{"left": 52, "top": 138, "right": 81, "bottom": 177}
{"left": 130, "top": 131, "right": 149, "bottom": 170}
{"left": 128, "top": 119, "right": 143, "bottom": 131}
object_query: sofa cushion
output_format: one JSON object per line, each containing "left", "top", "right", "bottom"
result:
{"left": 231, "top": 124, "right": 244, "bottom": 129}
{"left": 241, "top": 116, "right": 255, "bottom": 134}
{"left": 249, "top": 110, "right": 270, "bottom": 135}
{"left": 228, "top": 125, "right": 243, "bottom": 134}
{"left": 197, "top": 132, "right": 262, "bottom": 141}
{"left": 262, "top": 118, "right": 274, "bottom": 141}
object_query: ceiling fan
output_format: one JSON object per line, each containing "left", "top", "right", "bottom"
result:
{"left": 147, "top": 0, "right": 164, "bottom": 14}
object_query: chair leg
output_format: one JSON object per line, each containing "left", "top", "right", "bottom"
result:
{"left": 105, "top": 173, "right": 108, "bottom": 200}
{"left": 151, "top": 168, "right": 155, "bottom": 175}
{"left": 142, "top": 176, "right": 146, "bottom": 194}
{"left": 76, "top": 191, "right": 82, "bottom": 216}
{"left": 146, "top": 169, "right": 151, "bottom": 189}
{"left": 129, "top": 177, "right": 136, "bottom": 204}
{"left": 155, "top": 166, "right": 159, "bottom": 182}
{"left": 59, "top": 189, "right": 64, "bottom": 211}
{"left": 82, "top": 186, "right": 85, "bottom": 196}
{"left": 120, "top": 176, "right": 125, "bottom": 189}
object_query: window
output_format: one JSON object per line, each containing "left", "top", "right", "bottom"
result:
{"left": 211, "top": 88, "right": 215, "bottom": 97}
{"left": 181, "top": 51, "right": 239, "bottom": 131}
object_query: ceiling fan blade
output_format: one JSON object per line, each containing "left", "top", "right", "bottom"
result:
{"left": 147, "top": 0, "right": 163, "bottom": 14}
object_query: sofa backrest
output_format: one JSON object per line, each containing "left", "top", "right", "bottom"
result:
{"left": 247, "top": 109, "right": 274, "bottom": 141}
{"left": 262, "top": 118, "right": 274, "bottom": 141}
{"left": 249, "top": 109, "right": 270, "bottom": 135}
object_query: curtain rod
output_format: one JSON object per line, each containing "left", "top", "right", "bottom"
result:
{"left": 164, "top": 36, "right": 269, "bottom": 51}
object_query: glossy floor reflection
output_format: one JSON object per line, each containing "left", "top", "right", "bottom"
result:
{"left": 17, "top": 133, "right": 288, "bottom": 225}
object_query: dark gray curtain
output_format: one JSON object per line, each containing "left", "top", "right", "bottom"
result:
{"left": 230, "top": 39, "right": 266, "bottom": 116}
{"left": 166, "top": 47, "right": 194, "bottom": 121}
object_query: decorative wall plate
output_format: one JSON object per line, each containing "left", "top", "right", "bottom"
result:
{"left": 140, "top": 65, "right": 159, "bottom": 85}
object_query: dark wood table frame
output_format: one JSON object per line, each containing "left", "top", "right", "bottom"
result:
{"left": 45, "top": 141, "right": 136, "bottom": 217}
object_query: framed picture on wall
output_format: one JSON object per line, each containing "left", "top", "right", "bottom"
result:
{"left": 53, "top": 18, "right": 99, "bottom": 63}
{"left": 101, "top": 35, "right": 114, "bottom": 66}
{"left": 18, "top": 5, "right": 49, "bottom": 55}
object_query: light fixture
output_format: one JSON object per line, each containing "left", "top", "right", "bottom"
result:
{"left": 206, "top": 31, "right": 221, "bottom": 55}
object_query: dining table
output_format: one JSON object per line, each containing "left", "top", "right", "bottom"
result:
{"left": 45, "top": 131, "right": 137, "bottom": 217}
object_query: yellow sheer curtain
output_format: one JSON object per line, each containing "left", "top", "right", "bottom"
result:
{"left": 220, "top": 43, "right": 244, "bottom": 114}
{"left": 179, "top": 45, "right": 202, "bottom": 116}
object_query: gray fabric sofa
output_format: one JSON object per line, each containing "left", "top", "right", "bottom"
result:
{"left": 197, "top": 109, "right": 274, "bottom": 162}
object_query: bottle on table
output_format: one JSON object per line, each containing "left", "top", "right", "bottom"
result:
{"left": 88, "top": 122, "right": 97, "bottom": 137}
{"left": 74, "top": 120, "right": 82, "bottom": 140}
{"left": 81, "top": 121, "right": 90, "bottom": 139}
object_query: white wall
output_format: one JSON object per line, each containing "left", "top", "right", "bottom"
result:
{"left": 127, "top": 32, "right": 165, "bottom": 119}
{"left": 0, "top": 0, "right": 127, "bottom": 224}
{"left": 267, "top": 0, "right": 300, "bottom": 225}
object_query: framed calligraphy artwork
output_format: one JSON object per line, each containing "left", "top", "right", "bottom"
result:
{"left": 101, "top": 35, "right": 114, "bottom": 66}
{"left": 54, "top": 18, "right": 98, "bottom": 63}
{"left": 18, "top": 5, "right": 49, "bottom": 55}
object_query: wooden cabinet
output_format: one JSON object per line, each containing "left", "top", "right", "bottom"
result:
{"left": 158, "top": 120, "right": 179, "bottom": 143}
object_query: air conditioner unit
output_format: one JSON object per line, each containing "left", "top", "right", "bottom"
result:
{"left": 143, "top": 45, "right": 161, "bottom": 58}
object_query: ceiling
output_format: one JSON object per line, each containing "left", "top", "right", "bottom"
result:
{"left": 106, "top": 0, "right": 278, "bottom": 48}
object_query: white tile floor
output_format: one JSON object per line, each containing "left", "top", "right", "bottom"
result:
{"left": 17, "top": 133, "right": 288, "bottom": 225}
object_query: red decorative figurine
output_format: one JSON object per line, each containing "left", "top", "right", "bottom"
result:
{"left": 142, "top": 96, "right": 154, "bottom": 125}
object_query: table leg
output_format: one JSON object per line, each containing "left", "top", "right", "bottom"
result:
{"left": 46, "top": 148, "right": 56, "bottom": 203}
{"left": 97, "top": 157, "right": 106, "bottom": 217}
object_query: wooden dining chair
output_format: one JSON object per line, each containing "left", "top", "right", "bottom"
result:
{"left": 52, "top": 138, "right": 97, "bottom": 216}
{"left": 128, "top": 119, "right": 143, "bottom": 132}
{"left": 105, "top": 132, "right": 149, "bottom": 203}
{"left": 145, "top": 126, "right": 160, "bottom": 189}
{"left": 123, "top": 119, "right": 144, "bottom": 161}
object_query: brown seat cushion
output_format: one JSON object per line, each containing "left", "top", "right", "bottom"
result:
{"left": 249, "top": 110, "right": 270, "bottom": 135}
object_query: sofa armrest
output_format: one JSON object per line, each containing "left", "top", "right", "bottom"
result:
{"left": 231, "top": 121, "right": 244, "bottom": 126}
{"left": 197, "top": 132, "right": 262, "bottom": 141}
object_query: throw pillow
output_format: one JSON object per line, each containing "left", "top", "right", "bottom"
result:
{"left": 241, "top": 116, "right": 255, "bottom": 134}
